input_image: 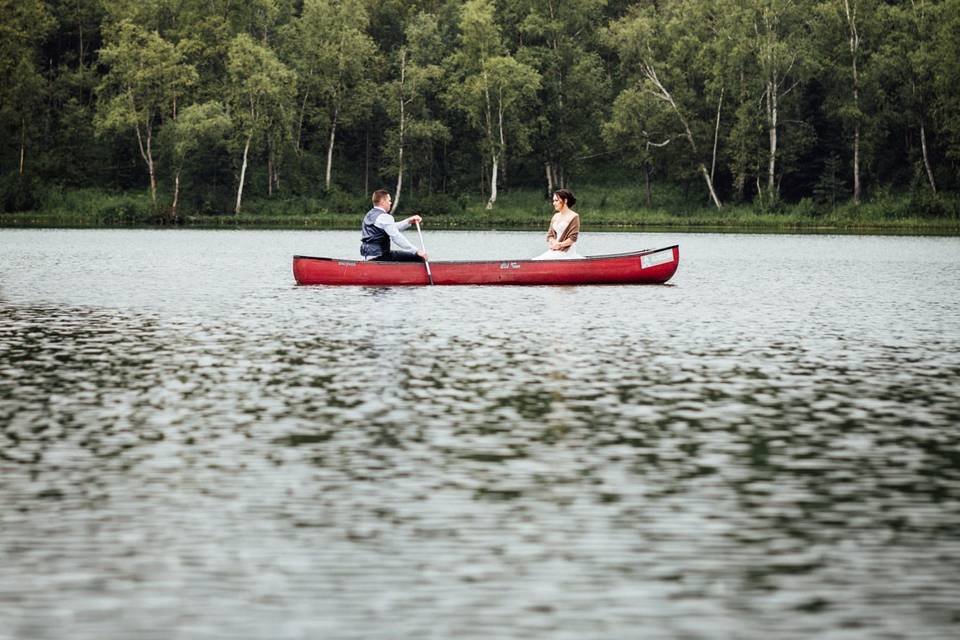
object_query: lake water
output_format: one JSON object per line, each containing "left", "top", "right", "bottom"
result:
{"left": 1, "top": 228, "right": 959, "bottom": 639}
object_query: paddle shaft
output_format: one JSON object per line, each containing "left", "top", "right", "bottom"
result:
{"left": 414, "top": 221, "right": 433, "bottom": 285}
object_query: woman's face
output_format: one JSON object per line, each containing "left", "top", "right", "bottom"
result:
{"left": 552, "top": 194, "right": 565, "bottom": 212}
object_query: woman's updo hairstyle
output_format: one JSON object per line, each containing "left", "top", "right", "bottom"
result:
{"left": 553, "top": 188, "right": 576, "bottom": 207}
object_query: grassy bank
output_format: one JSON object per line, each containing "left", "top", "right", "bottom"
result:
{"left": 3, "top": 184, "right": 959, "bottom": 233}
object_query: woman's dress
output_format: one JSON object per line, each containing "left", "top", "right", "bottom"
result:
{"left": 532, "top": 217, "right": 583, "bottom": 260}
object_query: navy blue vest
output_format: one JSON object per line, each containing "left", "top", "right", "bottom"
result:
{"left": 360, "top": 208, "right": 390, "bottom": 258}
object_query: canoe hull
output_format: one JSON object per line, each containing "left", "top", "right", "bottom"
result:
{"left": 293, "top": 245, "right": 679, "bottom": 286}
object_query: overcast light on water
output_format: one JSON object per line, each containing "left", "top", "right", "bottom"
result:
{"left": 1, "top": 229, "right": 959, "bottom": 639}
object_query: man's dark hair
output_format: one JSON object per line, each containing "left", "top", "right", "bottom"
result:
{"left": 372, "top": 189, "right": 391, "bottom": 206}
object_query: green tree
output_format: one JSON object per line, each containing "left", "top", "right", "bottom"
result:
{"left": 514, "top": 0, "right": 611, "bottom": 192}
{"left": 163, "top": 0, "right": 237, "bottom": 105}
{"left": 815, "top": 0, "right": 882, "bottom": 204}
{"left": 605, "top": 1, "right": 725, "bottom": 208}
{"left": 383, "top": 12, "right": 449, "bottom": 214}
{"left": 225, "top": 33, "right": 296, "bottom": 214}
{"left": 446, "top": 0, "right": 541, "bottom": 209}
{"left": 282, "top": 0, "right": 378, "bottom": 191}
{"left": 159, "top": 101, "right": 232, "bottom": 220}
{"left": 0, "top": 0, "right": 55, "bottom": 180}
{"left": 931, "top": 0, "right": 960, "bottom": 181}
{"left": 96, "top": 19, "right": 198, "bottom": 205}
{"left": 45, "top": 0, "right": 106, "bottom": 186}
{"left": 813, "top": 151, "right": 843, "bottom": 207}
{"left": 603, "top": 87, "right": 674, "bottom": 206}
{"left": 734, "top": 0, "right": 817, "bottom": 203}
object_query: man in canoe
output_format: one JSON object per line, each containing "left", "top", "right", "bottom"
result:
{"left": 360, "top": 189, "right": 427, "bottom": 262}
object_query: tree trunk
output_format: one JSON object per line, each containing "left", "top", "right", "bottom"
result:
{"left": 497, "top": 90, "right": 506, "bottom": 191}
{"left": 545, "top": 161, "right": 562, "bottom": 192}
{"left": 146, "top": 135, "right": 157, "bottom": 206}
{"left": 394, "top": 141, "right": 405, "bottom": 215}
{"left": 77, "top": 0, "right": 84, "bottom": 64}
{"left": 699, "top": 164, "right": 723, "bottom": 210}
{"left": 487, "top": 152, "right": 498, "bottom": 209}
{"left": 843, "top": 0, "right": 862, "bottom": 204}
{"left": 325, "top": 106, "right": 338, "bottom": 190}
{"left": 365, "top": 129, "right": 370, "bottom": 195}
{"left": 394, "top": 50, "right": 407, "bottom": 215}
{"left": 236, "top": 134, "right": 252, "bottom": 215}
{"left": 482, "top": 61, "right": 495, "bottom": 208}
{"left": 711, "top": 87, "right": 723, "bottom": 186}
{"left": 642, "top": 62, "right": 722, "bottom": 208}
{"left": 19, "top": 119, "right": 25, "bottom": 175}
{"left": 920, "top": 120, "right": 936, "bottom": 193}
{"left": 171, "top": 170, "right": 180, "bottom": 221}
{"left": 767, "top": 76, "right": 778, "bottom": 199}
{"left": 267, "top": 144, "right": 273, "bottom": 197}
{"left": 295, "top": 89, "right": 309, "bottom": 155}
{"left": 853, "top": 123, "right": 861, "bottom": 204}
{"left": 133, "top": 117, "right": 158, "bottom": 205}
{"left": 645, "top": 164, "right": 652, "bottom": 207}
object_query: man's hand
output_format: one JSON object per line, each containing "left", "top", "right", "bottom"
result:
{"left": 417, "top": 249, "right": 428, "bottom": 260}
{"left": 405, "top": 214, "right": 423, "bottom": 225}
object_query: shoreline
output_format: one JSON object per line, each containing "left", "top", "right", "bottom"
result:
{"left": 4, "top": 186, "right": 958, "bottom": 235}
{"left": 3, "top": 214, "right": 959, "bottom": 235}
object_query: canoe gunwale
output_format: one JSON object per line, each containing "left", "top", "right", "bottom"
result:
{"left": 292, "top": 245, "right": 677, "bottom": 266}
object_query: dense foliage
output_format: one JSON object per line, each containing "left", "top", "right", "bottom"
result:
{"left": 1, "top": 0, "right": 958, "bottom": 219}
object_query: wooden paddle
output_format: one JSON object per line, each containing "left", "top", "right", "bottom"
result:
{"left": 414, "top": 220, "right": 433, "bottom": 285}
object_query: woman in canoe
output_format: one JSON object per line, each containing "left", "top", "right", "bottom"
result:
{"left": 533, "top": 188, "right": 583, "bottom": 260}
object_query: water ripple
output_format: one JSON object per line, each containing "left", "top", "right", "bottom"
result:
{"left": 1, "top": 230, "right": 959, "bottom": 639}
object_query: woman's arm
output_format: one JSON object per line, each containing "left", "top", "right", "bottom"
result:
{"left": 558, "top": 216, "right": 580, "bottom": 250}
{"left": 546, "top": 215, "right": 560, "bottom": 249}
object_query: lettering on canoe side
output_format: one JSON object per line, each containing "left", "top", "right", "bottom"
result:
{"left": 640, "top": 250, "right": 674, "bottom": 269}
{"left": 337, "top": 261, "right": 357, "bottom": 267}
{"left": 500, "top": 262, "right": 521, "bottom": 270}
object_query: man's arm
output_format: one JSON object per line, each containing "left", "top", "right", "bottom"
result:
{"left": 374, "top": 213, "right": 419, "bottom": 253}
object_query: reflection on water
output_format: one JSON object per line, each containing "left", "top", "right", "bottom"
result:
{"left": 1, "top": 230, "right": 959, "bottom": 639}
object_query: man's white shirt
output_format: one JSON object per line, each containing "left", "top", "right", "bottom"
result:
{"left": 363, "top": 206, "right": 418, "bottom": 259}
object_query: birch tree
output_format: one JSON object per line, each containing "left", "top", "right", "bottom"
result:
{"left": 447, "top": 0, "right": 540, "bottom": 209}
{"left": 96, "top": 20, "right": 198, "bottom": 206}
{"left": 383, "top": 12, "right": 449, "bottom": 214}
{"left": 739, "top": 0, "right": 815, "bottom": 202}
{"left": 603, "top": 88, "right": 675, "bottom": 207}
{"left": 840, "top": 0, "right": 864, "bottom": 203}
{"left": 160, "top": 101, "right": 231, "bottom": 220}
{"left": 816, "top": 0, "right": 878, "bottom": 204}
{"left": 931, "top": 0, "right": 960, "bottom": 179}
{"left": 225, "top": 33, "right": 296, "bottom": 214}
{"left": 283, "top": 0, "right": 377, "bottom": 190}
{"left": 874, "top": 0, "right": 942, "bottom": 192}
{"left": 606, "top": 1, "right": 725, "bottom": 208}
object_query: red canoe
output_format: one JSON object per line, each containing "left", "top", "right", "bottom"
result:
{"left": 293, "top": 245, "right": 679, "bottom": 286}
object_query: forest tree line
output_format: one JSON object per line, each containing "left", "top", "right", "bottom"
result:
{"left": 2, "top": 0, "right": 959, "bottom": 219}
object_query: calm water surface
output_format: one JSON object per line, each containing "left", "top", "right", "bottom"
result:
{"left": 1, "top": 229, "right": 959, "bottom": 639}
